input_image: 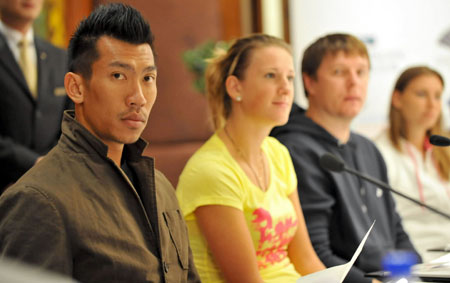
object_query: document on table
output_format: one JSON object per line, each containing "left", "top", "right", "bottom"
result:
{"left": 296, "top": 221, "right": 376, "bottom": 283}
{"left": 0, "top": 257, "right": 78, "bottom": 283}
{"left": 411, "top": 252, "right": 450, "bottom": 280}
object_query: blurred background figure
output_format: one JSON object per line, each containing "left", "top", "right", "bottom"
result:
{"left": 374, "top": 66, "right": 450, "bottom": 262}
{"left": 176, "top": 34, "right": 325, "bottom": 282}
{"left": 0, "top": 0, "right": 71, "bottom": 193}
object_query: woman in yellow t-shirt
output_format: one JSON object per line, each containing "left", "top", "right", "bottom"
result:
{"left": 176, "top": 34, "right": 325, "bottom": 283}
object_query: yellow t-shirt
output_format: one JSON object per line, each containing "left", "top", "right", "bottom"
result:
{"left": 176, "top": 133, "right": 300, "bottom": 283}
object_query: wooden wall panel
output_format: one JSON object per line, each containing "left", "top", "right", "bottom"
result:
{"left": 65, "top": 0, "right": 93, "bottom": 47}
{"left": 219, "top": 0, "right": 242, "bottom": 40}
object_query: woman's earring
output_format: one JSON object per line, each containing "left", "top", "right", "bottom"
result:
{"left": 235, "top": 96, "right": 242, "bottom": 102}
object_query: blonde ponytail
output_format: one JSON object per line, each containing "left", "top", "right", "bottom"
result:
{"left": 204, "top": 34, "right": 291, "bottom": 130}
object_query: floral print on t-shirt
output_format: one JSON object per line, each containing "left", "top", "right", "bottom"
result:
{"left": 252, "top": 207, "right": 298, "bottom": 268}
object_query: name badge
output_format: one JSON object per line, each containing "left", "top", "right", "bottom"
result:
{"left": 54, "top": 87, "right": 66, "bottom": 96}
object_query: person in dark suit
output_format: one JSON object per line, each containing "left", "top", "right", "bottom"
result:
{"left": 0, "top": 0, "right": 71, "bottom": 193}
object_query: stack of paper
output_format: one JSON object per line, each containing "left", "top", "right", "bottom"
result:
{"left": 412, "top": 253, "right": 450, "bottom": 281}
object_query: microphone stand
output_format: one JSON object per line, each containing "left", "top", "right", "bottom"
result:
{"left": 342, "top": 166, "right": 450, "bottom": 220}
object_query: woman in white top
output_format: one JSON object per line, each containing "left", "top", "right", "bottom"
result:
{"left": 374, "top": 66, "right": 450, "bottom": 262}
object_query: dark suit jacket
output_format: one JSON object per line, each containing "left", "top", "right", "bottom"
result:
{"left": 0, "top": 32, "right": 71, "bottom": 191}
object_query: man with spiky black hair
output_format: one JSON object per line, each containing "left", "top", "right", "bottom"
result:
{"left": 0, "top": 3, "right": 200, "bottom": 282}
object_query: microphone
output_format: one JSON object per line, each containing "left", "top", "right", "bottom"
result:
{"left": 429, "top": 135, "right": 450, "bottom": 146}
{"left": 319, "top": 152, "right": 450, "bottom": 220}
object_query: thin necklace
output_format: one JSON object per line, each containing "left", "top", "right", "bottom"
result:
{"left": 224, "top": 126, "right": 267, "bottom": 190}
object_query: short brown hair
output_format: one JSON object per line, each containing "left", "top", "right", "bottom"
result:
{"left": 301, "top": 33, "right": 369, "bottom": 97}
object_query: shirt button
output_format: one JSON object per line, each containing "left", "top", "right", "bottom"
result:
{"left": 361, "top": 204, "right": 368, "bottom": 213}
{"left": 360, "top": 187, "right": 366, "bottom": 196}
{"left": 376, "top": 187, "right": 383, "bottom": 198}
{"left": 163, "top": 261, "right": 169, "bottom": 273}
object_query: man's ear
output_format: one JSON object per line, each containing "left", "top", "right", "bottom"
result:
{"left": 225, "top": 75, "right": 242, "bottom": 101}
{"left": 391, "top": 90, "right": 403, "bottom": 110}
{"left": 64, "top": 72, "right": 85, "bottom": 104}
{"left": 302, "top": 73, "right": 316, "bottom": 97}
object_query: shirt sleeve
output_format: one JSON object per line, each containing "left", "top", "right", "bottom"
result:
{"left": 279, "top": 140, "right": 298, "bottom": 196}
{"left": 176, "top": 155, "right": 246, "bottom": 218}
{"left": 0, "top": 186, "right": 72, "bottom": 275}
{"left": 265, "top": 137, "right": 298, "bottom": 197}
{"left": 371, "top": 137, "right": 420, "bottom": 259}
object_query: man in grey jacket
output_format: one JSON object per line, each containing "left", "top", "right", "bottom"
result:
{"left": 0, "top": 3, "right": 200, "bottom": 282}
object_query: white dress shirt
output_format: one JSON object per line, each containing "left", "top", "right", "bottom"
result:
{"left": 0, "top": 21, "right": 37, "bottom": 70}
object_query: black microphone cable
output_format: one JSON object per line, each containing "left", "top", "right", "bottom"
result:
{"left": 319, "top": 152, "right": 450, "bottom": 220}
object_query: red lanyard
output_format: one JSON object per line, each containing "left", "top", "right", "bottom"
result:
{"left": 405, "top": 141, "right": 450, "bottom": 206}
{"left": 405, "top": 143, "right": 426, "bottom": 206}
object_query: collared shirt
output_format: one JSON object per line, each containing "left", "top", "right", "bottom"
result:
{"left": 0, "top": 21, "right": 37, "bottom": 68}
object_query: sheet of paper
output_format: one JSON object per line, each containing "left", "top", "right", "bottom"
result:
{"left": 0, "top": 257, "right": 78, "bottom": 283}
{"left": 296, "top": 220, "right": 376, "bottom": 283}
{"left": 412, "top": 252, "right": 450, "bottom": 278}
{"left": 430, "top": 253, "right": 450, "bottom": 264}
